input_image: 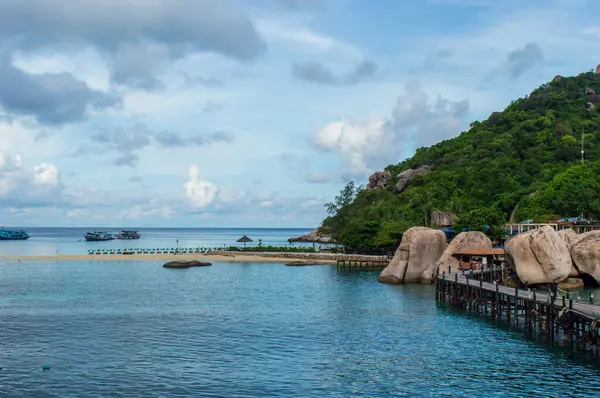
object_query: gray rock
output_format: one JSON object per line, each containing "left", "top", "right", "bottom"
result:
{"left": 436, "top": 232, "right": 492, "bottom": 273}
{"left": 366, "top": 171, "right": 392, "bottom": 191}
{"left": 378, "top": 226, "right": 447, "bottom": 284}
{"left": 394, "top": 165, "right": 432, "bottom": 193}
{"left": 586, "top": 101, "right": 595, "bottom": 110}
{"left": 430, "top": 211, "right": 457, "bottom": 228}
{"left": 570, "top": 230, "right": 600, "bottom": 284}
{"left": 289, "top": 228, "right": 334, "bottom": 243}
{"left": 163, "top": 260, "right": 212, "bottom": 268}
{"left": 586, "top": 87, "right": 596, "bottom": 95}
{"left": 504, "top": 226, "right": 571, "bottom": 284}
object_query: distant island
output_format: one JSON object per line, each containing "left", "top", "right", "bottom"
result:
{"left": 320, "top": 67, "right": 600, "bottom": 251}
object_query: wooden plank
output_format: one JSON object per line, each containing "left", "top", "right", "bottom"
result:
{"left": 441, "top": 272, "right": 600, "bottom": 319}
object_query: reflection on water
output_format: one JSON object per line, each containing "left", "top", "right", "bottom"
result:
{"left": 0, "top": 261, "right": 598, "bottom": 396}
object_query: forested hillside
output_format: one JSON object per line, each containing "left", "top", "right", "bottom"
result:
{"left": 322, "top": 70, "right": 600, "bottom": 250}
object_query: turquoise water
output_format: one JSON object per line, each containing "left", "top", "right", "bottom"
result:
{"left": 0, "top": 260, "right": 599, "bottom": 396}
{"left": 0, "top": 228, "right": 315, "bottom": 256}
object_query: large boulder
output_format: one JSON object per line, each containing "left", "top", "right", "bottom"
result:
{"left": 394, "top": 165, "right": 432, "bottom": 193}
{"left": 378, "top": 227, "right": 447, "bottom": 284}
{"left": 570, "top": 230, "right": 600, "bottom": 284}
{"left": 557, "top": 229, "right": 580, "bottom": 277}
{"left": 436, "top": 232, "right": 492, "bottom": 273}
{"left": 504, "top": 226, "right": 571, "bottom": 284}
{"left": 289, "top": 228, "right": 334, "bottom": 243}
{"left": 596, "top": 64, "right": 600, "bottom": 75}
{"left": 366, "top": 171, "right": 391, "bottom": 191}
{"left": 430, "top": 211, "right": 457, "bottom": 228}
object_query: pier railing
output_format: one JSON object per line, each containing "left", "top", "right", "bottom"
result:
{"left": 436, "top": 268, "right": 600, "bottom": 354}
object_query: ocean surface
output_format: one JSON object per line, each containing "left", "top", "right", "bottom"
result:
{"left": 0, "top": 228, "right": 316, "bottom": 256}
{"left": 0, "top": 258, "right": 600, "bottom": 396}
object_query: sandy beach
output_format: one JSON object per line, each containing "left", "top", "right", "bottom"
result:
{"left": 0, "top": 253, "right": 337, "bottom": 264}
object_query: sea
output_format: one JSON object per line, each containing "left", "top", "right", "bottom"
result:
{"left": 0, "top": 227, "right": 316, "bottom": 257}
{"left": 0, "top": 228, "right": 599, "bottom": 396}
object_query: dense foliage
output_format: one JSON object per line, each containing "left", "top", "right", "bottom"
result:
{"left": 322, "top": 71, "right": 600, "bottom": 250}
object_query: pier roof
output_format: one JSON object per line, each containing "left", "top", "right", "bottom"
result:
{"left": 451, "top": 248, "right": 505, "bottom": 256}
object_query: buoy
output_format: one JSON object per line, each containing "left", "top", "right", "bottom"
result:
{"left": 42, "top": 365, "right": 51, "bottom": 371}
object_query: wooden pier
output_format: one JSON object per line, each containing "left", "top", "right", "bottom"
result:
{"left": 336, "top": 258, "right": 390, "bottom": 271}
{"left": 436, "top": 267, "right": 600, "bottom": 354}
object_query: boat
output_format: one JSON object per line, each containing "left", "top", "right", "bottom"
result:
{"left": 84, "top": 232, "right": 114, "bottom": 241}
{"left": 115, "top": 230, "right": 140, "bottom": 239}
{"left": 0, "top": 228, "right": 29, "bottom": 240}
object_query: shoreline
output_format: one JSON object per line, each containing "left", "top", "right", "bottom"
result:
{"left": 0, "top": 253, "right": 335, "bottom": 263}
{"left": 0, "top": 251, "right": 387, "bottom": 264}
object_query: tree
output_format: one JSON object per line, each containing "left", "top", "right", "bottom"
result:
{"left": 410, "top": 190, "right": 435, "bottom": 227}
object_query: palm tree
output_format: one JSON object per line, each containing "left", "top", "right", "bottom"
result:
{"left": 448, "top": 195, "right": 462, "bottom": 216}
{"left": 410, "top": 191, "right": 435, "bottom": 227}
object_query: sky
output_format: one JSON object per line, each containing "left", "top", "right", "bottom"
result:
{"left": 0, "top": 0, "right": 598, "bottom": 228}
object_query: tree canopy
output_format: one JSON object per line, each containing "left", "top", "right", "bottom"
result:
{"left": 321, "top": 71, "right": 600, "bottom": 250}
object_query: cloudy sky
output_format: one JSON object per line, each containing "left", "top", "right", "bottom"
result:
{"left": 0, "top": 0, "right": 596, "bottom": 227}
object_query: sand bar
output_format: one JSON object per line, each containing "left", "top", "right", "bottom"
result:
{"left": 0, "top": 253, "right": 337, "bottom": 264}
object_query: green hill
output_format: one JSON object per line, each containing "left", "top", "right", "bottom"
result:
{"left": 321, "top": 70, "right": 600, "bottom": 250}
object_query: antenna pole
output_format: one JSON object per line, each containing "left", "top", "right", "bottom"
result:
{"left": 581, "top": 126, "right": 585, "bottom": 165}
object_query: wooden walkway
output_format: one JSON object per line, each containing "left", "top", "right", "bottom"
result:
{"left": 436, "top": 268, "right": 600, "bottom": 352}
{"left": 336, "top": 258, "right": 389, "bottom": 271}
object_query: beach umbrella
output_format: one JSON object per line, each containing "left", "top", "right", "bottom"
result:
{"left": 236, "top": 235, "right": 253, "bottom": 248}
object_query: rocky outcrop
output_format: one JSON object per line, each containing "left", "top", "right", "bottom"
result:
{"left": 557, "top": 229, "right": 581, "bottom": 277}
{"left": 436, "top": 232, "right": 492, "bottom": 273}
{"left": 289, "top": 228, "right": 334, "bottom": 243}
{"left": 285, "top": 261, "right": 315, "bottom": 266}
{"left": 366, "top": 171, "right": 391, "bottom": 191}
{"left": 163, "top": 260, "right": 212, "bottom": 268}
{"left": 586, "top": 87, "right": 596, "bottom": 96}
{"left": 430, "top": 211, "right": 457, "bottom": 228}
{"left": 394, "top": 165, "right": 432, "bottom": 193}
{"left": 586, "top": 101, "right": 595, "bottom": 111}
{"left": 570, "top": 230, "right": 600, "bottom": 284}
{"left": 378, "top": 226, "right": 447, "bottom": 284}
{"left": 504, "top": 226, "right": 571, "bottom": 285}
{"left": 552, "top": 75, "right": 563, "bottom": 82}
{"left": 596, "top": 65, "right": 600, "bottom": 75}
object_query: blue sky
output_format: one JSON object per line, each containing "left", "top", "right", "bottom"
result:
{"left": 0, "top": 0, "right": 597, "bottom": 227}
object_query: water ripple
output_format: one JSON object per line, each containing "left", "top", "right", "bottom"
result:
{"left": 0, "top": 261, "right": 598, "bottom": 396}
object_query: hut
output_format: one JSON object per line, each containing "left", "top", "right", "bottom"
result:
{"left": 236, "top": 235, "right": 253, "bottom": 248}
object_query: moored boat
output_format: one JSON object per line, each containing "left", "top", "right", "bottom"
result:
{"left": 115, "top": 230, "right": 140, "bottom": 239}
{"left": 0, "top": 228, "right": 29, "bottom": 240}
{"left": 84, "top": 232, "right": 114, "bottom": 241}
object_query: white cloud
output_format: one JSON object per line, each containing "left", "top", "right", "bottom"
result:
{"left": 0, "top": 150, "right": 63, "bottom": 205}
{"left": 33, "top": 163, "right": 60, "bottom": 186}
{"left": 184, "top": 165, "right": 218, "bottom": 208}
{"left": 314, "top": 118, "right": 388, "bottom": 174}
{"left": 313, "top": 81, "right": 469, "bottom": 175}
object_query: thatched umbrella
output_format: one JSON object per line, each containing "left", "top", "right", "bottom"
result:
{"left": 236, "top": 235, "right": 253, "bottom": 248}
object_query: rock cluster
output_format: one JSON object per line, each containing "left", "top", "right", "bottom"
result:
{"left": 378, "top": 227, "right": 447, "bottom": 284}
{"left": 505, "top": 227, "right": 600, "bottom": 287}
{"left": 552, "top": 75, "right": 563, "bottom": 82}
{"left": 586, "top": 101, "right": 595, "bottom": 111}
{"left": 504, "top": 226, "right": 571, "bottom": 285}
{"left": 436, "top": 232, "right": 492, "bottom": 273}
{"left": 394, "top": 165, "right": 432, "bottom": 193}
{"left": 366, "top": 171, "right": 392, "bottom": 191}
{"left": 288, "top": 228, "right": 334, "bottom": 243}
{"left": 596, "top": 64, "right": 600, "bottom": 74}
